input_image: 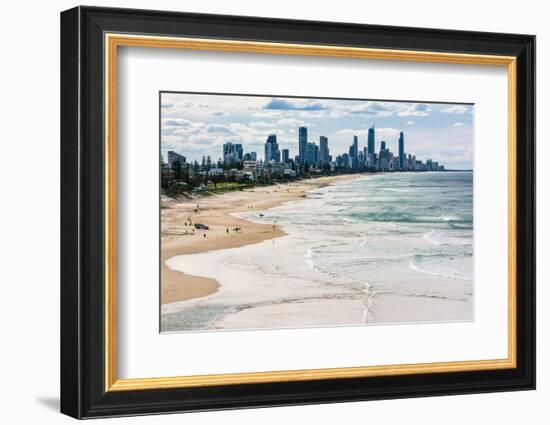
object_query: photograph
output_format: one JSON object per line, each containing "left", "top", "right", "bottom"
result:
{"left": 57, "top": 4, "right": 536, "bottom": 419}
{"left": 159, "top": 92, "right": 474, "bottom": 332}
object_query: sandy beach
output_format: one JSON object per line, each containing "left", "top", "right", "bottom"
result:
{"left": 161, "top": 174, "right": 359, "bottom": 305}
{"left": 161, "top": 172, "right": 473, "bottom": 332}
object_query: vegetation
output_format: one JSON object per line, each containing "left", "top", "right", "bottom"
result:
{"left": 161, "top": 158, "right": 365, "bottom": 199}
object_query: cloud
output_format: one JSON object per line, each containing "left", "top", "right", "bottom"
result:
{"left": 453, "top": 122, "right": 464, "bottom": 127}
{"left": 376, "top": 127, "right": 401, "bottom": 140}
{"left": 263, "top": 98, "right": 326, "bottom": 111}
{"left": 335, "top": 128, "right": 369, "bottom": 137}
{"left": 206, "top": 124, "right": 234, "bottom": 135}
{"left": 397, "top": 103, "right": 432, "bottom": 116}
{"left": 277, "top": 118, "right": 307, "bottom": 127}
{"left": 249, "top": 121, "right": 275, "bottom": 128}
{"left": 171, "top": 101, "right": 207, "bottom": 108}
{"left": 160, "top": 92, "right": 473, "bottom": 168}
{"left": 162, "top": 118, "right": 193, "bottom": 127}
{"left": 336, "top": 127, "right": 400, "bottom": 140}
{"left": 184, "top": 101, "right": 209, "bottom": 108}
{"left": 441, "top": 105, "right": 469, "bottom": 114}
{"left": 345, "top": 102, "right": 394, "bottom": 117}
{"left": 252, "top": 111, "right": 283, "bottom": 118}
{"left": 332, "top": 102, "right": 436, "bottom": 118}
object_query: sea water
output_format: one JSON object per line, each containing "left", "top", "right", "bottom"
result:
{"left": 162, "top": 172, "right": 473, "bottom": 332}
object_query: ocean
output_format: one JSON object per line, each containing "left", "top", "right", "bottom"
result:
{"left": 162, "top": 171, "right": 474, "bottom": 332}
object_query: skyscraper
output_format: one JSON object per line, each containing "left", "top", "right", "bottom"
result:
{"left": 299, "top": 127, "right": 308, "bottom": 164}
{"left": 264, "top": 134, "right": 280, "bottom": 162}
{"left": 243, "top": 152, "right": 257, "bottom": 162}
{"left": 319, "top": 136, "right": 329, "bottom": 165}
{"left": 367, "top": 125, "right": 375, "bottom": 155}
{"left": 314, "top": 144, "right": 319, "bottom": 165}
{"left": 378, "top": 142, "right": 388, "bottom": 171}
{"left": 281, "top": 149, "right": 289, "bottom": 164}
{"left": 398, "top": 131, "right": 405, "bottom": 170}
{"left": 305, "top": 142, "right": 317, "bottom": 165}
{"left": 223, "top": 142, "right": 242, "bottom": 164}
{"left": 352, "top": 135, "right": 359, "bottom": 159}
{"left": 235, "top": 144, "right": 243, "bottom": 161}
{"left": 167, "top": 151, "right": 186, "bottom": 168}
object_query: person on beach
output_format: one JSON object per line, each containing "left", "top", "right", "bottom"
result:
{"left": 226, "top": 228, "right": 229, "bottom": 234}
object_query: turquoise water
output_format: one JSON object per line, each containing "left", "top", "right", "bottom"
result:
{"left": 239, "top": 171, "right": 474, "bottom": 305}
{"left": 162, "top": 172, "right": 474, "bottom": 332}
{"left": 308, "top": 172, "right": 474, "bottom": 286}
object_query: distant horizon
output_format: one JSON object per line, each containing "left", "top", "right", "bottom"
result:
{"left": 161, "top": 92, "right": 474, "bottom": 170}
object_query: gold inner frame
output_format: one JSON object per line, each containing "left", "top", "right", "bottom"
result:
{"left": 104, "top": 33, "right": 517, "bottom": 392}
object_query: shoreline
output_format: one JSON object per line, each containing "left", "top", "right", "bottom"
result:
{"left": 161, "top": 174, "right": 363, "bottom": 305}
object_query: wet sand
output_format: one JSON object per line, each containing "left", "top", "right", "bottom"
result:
{"left": 161, "top": 175, "right": 359, "bottom": 305}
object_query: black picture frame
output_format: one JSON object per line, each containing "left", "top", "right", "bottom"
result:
{"left": 60, "top": 5, "right": 536, "bottom": 419}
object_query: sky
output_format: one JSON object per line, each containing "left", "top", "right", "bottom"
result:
{"left": 160, "top": 92, "right": 474, "bottom": 170}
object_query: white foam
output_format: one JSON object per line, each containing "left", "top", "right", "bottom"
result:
{"left": 163, "top": 173, "right": 473, "bottom": 331}
{"left": 422, "top": 230, "right": 472, "bottom": 246}
{"left": 409, "top": 261, "right": 471, "bottom": 281}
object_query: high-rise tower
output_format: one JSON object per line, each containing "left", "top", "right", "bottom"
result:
{"left": 367, "top": 125, "right": 375, "bottom": 155}
{"left": 281, "top": 149, "right": 289, "bottom": 164}
{"left": 398, "top": 131, "right": 405, "bottom": 170}
{"left": 264, "top": 134, "right": 280, "bottom": 162}
{"left": 298, "top": 127, "right": 308, "bottom": 164}
{"left": 352, "top": 135, "right": 359, "bottom": 159}
{"left": 319, "top": 136, "right": 329, "bottom": 165}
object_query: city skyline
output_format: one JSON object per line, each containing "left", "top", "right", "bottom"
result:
{"left": 161, "top": 92, "right": 474, "bottom": 170}
{"left": 164, "top": 122, "right": 445, "bottom": 178}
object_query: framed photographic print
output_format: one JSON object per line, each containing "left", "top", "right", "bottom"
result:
{"left": 60, "top": 6, "right": 536, "bottom": 419}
